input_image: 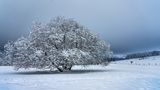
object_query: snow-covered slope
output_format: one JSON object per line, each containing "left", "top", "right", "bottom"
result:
{"left": 0, "top": 56, "right": 160, "bottom": 90}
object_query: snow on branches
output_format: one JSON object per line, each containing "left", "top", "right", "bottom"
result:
{"left": 4, "top": 17, "right": 112, "bottom": 72}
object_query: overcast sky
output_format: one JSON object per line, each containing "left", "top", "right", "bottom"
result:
{"left": 0, "top": 0, "right": 160, "bottom": 54}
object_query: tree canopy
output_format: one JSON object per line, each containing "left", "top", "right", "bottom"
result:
{"left": 5, "top": 17, "right": 112, "bottom": 72}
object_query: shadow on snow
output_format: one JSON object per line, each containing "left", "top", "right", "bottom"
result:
{"left": 7, "top": 69, "right": 118, "bottom": 75}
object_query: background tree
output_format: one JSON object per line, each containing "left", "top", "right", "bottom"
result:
{"left": 0, "top": 52, "right": 3, "bottom": 65}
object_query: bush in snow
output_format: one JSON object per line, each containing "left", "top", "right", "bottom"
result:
{"left": 5, "top": 17, "right": 112, "bottom": 72}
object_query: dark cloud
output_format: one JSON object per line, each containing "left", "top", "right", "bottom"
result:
{"left": 0, "top": 0, "right": 160, "bottom": 54}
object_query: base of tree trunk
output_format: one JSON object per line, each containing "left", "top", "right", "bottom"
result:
{"left": 57, "top": 67, "right": 64, "bottom": 72}
{"left": 56, "top": 65, "right": 72, "bottom": 72}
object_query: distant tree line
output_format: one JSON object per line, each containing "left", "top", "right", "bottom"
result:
{"left": 125, "top": 51, "right": 160, "bottom": 59}
{"left": 110, "top": 57, "right": 125, "bottom": 61}
{"left": 110, "top": 51, "right": 160, "bottom": 61}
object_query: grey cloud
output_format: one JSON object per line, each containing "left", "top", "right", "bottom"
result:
{"left": 0, "top": 0, "right": 160, "bottom": 54}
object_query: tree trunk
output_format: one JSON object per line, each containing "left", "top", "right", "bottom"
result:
{"left": 56, "top": 65, "right": 72, "bottom": 72}
{"left": 65, "top": 65, "right": 72, "bottom": 71}
{"left": 68, "top": 66, "right": 72, "bottom": 70}
{"left": 57, "top": 67, "right": 63, "bottom": 72}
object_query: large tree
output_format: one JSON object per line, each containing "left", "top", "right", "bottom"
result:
{"left": 5, "top": 17, "right": 112, "bottom": 72}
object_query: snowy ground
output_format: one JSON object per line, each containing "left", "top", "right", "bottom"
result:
{"left": 0, "top": 56, "right": 160, "bottom": 90}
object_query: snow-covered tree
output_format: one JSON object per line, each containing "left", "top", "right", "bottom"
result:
{"left": 0, "top": 51, "right": 10, "bottom": 66}
{"left": 0, "top": 52, "right": 3, "bottom": 65}
{"left": 4, "top": 38, "right": 32, "bottom": 68}
{"left": 5, "top": 17, "right": 112, "bottom": 72}
{"left": 4, "top": 41, "right": 14, "bottom": 66}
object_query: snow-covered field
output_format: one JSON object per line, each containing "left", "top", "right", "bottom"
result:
{"left": 0, "top": 56, "right": 160, "bottom": 90}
